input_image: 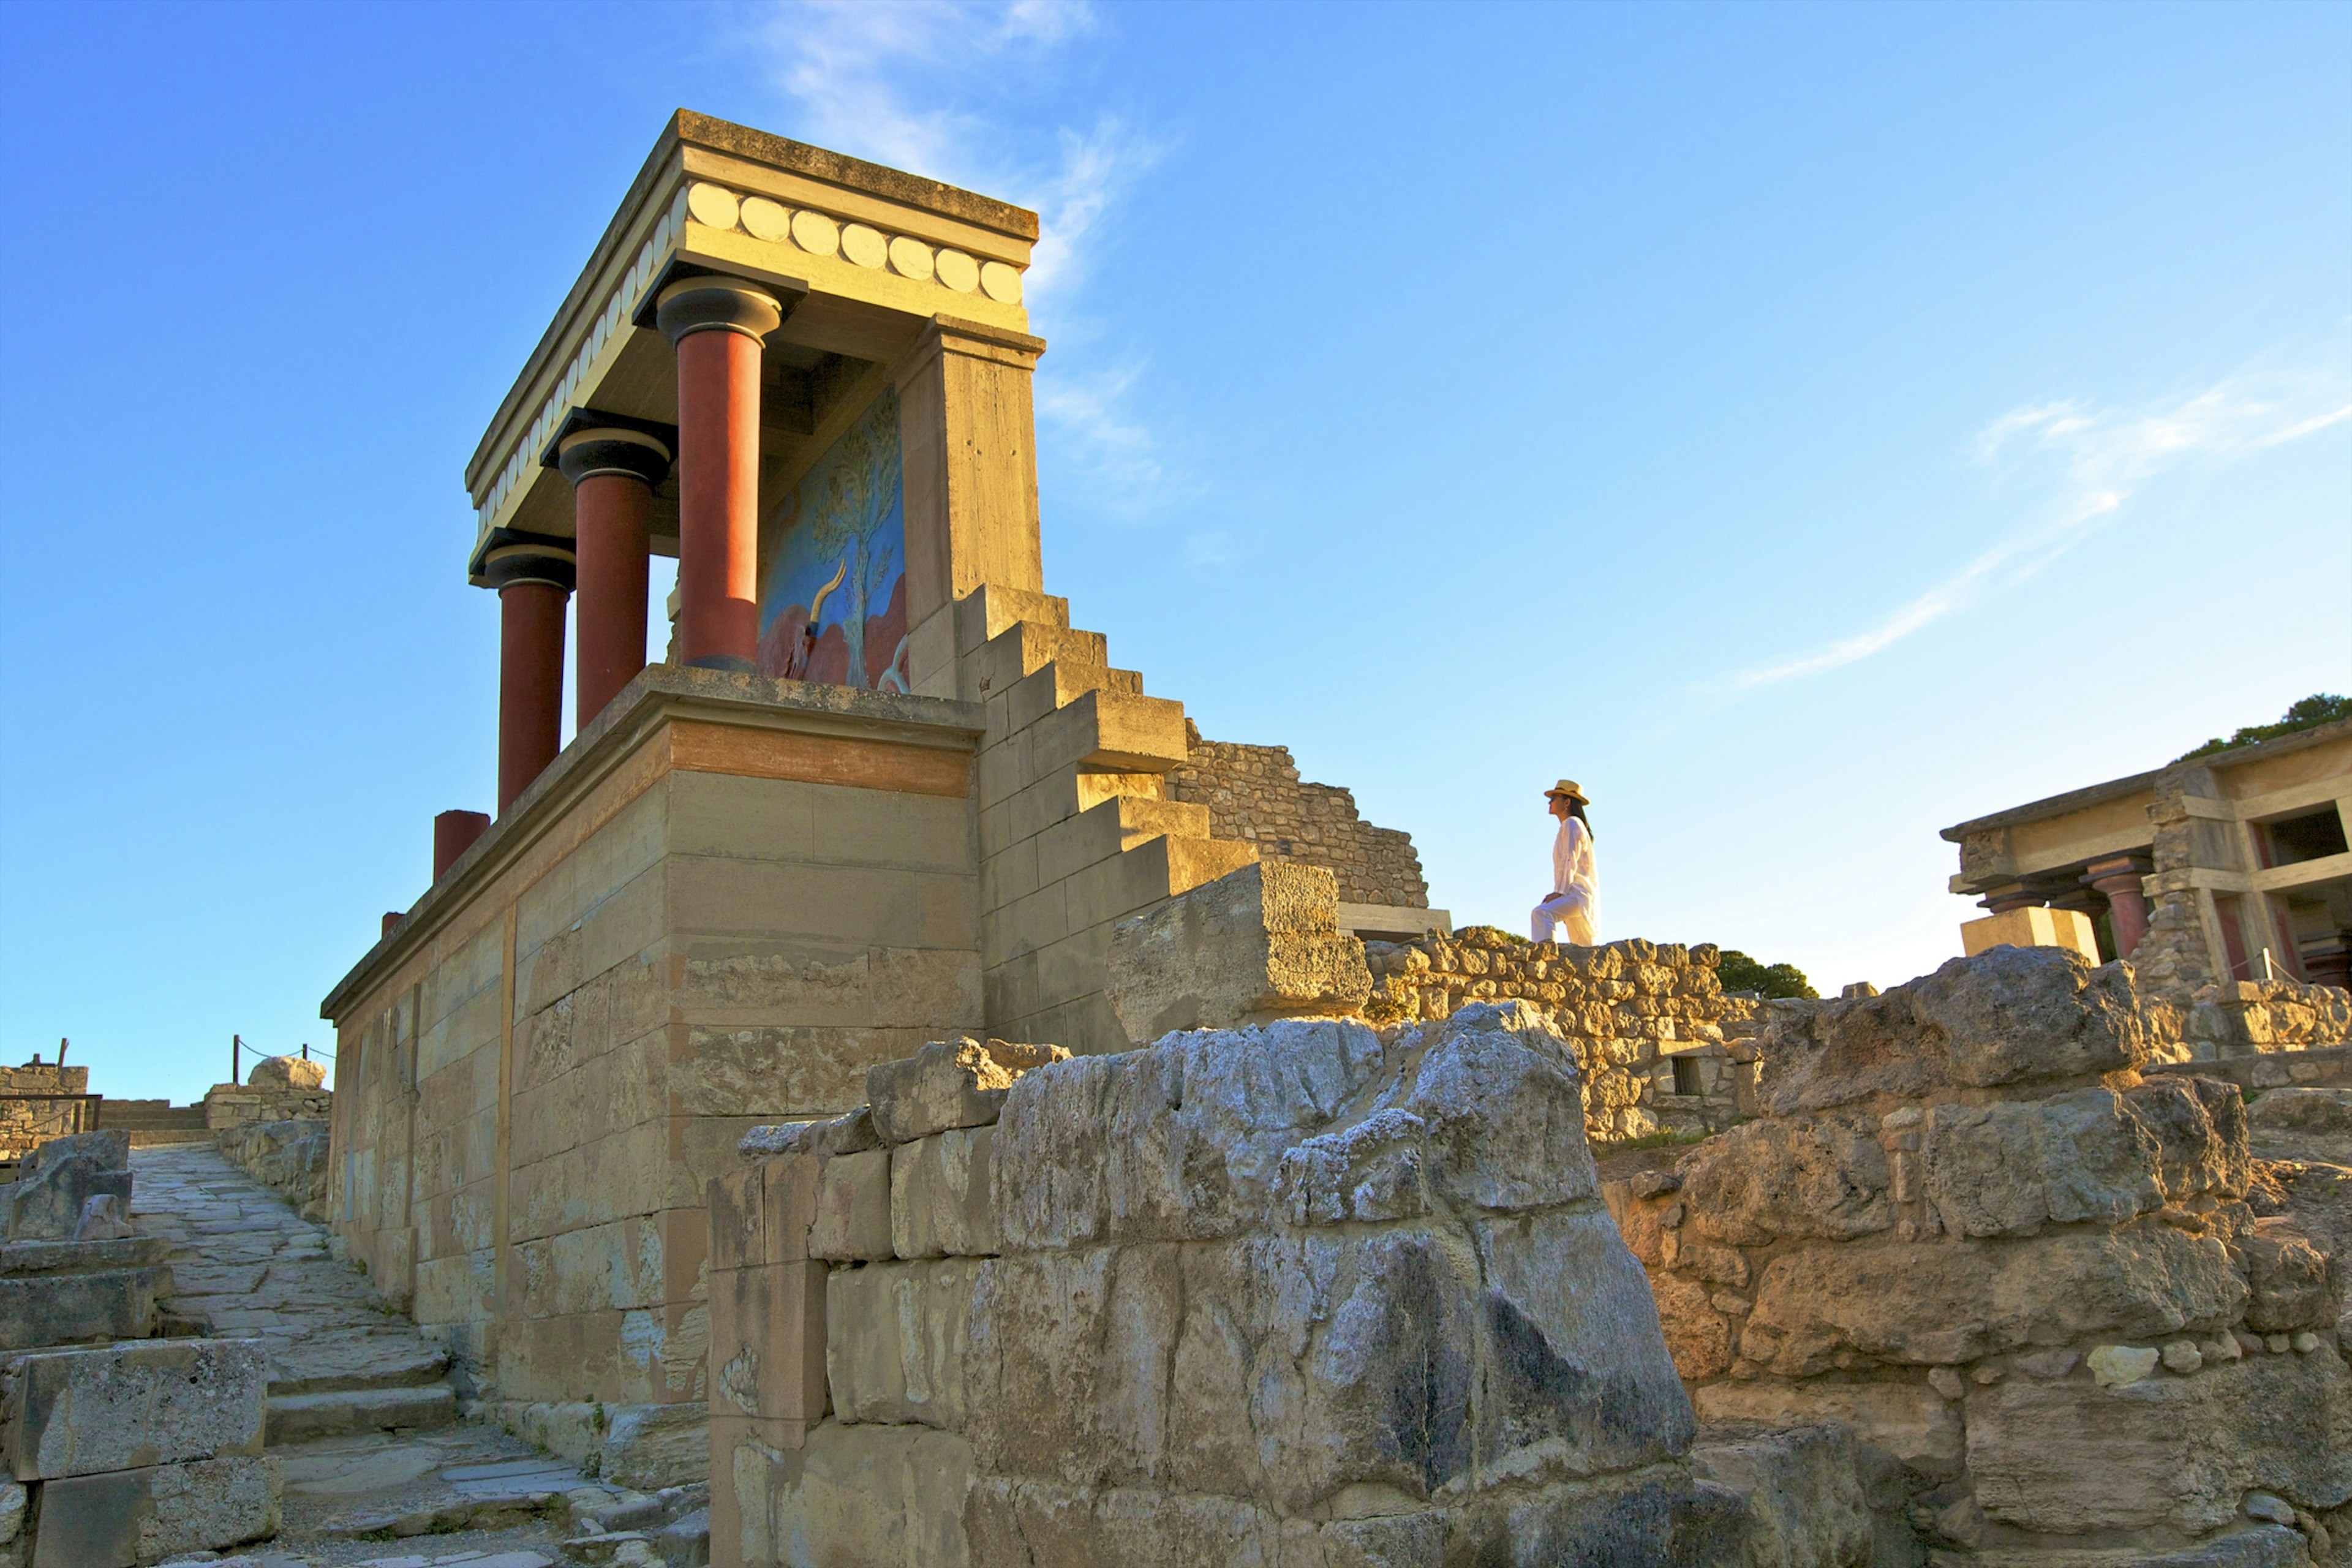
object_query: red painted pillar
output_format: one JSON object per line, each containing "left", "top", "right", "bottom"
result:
{"left": 552, "top": 416, "right": 674, "bottom": 725}
{"left": 657, "top": 276, "right": 782, "bottom": 673}
{"left": 2084, "top": 855, "right": 2153, "bottom": 959}
{"left": 489, "top": 544, "right": 575, "bottom": 813}
{"left": 434, "top": 809, "right": 491, "bottom": 881}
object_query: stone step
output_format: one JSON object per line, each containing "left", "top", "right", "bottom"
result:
{"left": 977, "top": 619, "right": 1108, "bottom": 693}
{"left": 1030, "top": 688, "right": 1189, "bottom": 775}
{"left": 265, "top": 1325, "right": 449, "bottom": 1394}
{"left": 1035, "top": 796, "right": 1214, "bottom": 887}
{"left": 996, "top": 657, "right": 1143, "bottom": 737}
{"left": 265, "top": 1381, "right": 457, "bottom": 1441}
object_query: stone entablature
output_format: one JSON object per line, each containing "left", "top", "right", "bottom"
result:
{"left": 466, "top": 111, "right": 1036, "bottom": 567}
{"left": 1168, "top": 725, "right": 1431, "bottom": 909}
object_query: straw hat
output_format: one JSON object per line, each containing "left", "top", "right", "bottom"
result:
{"left": 1544, "top": 779, "right": 1588, "bottom": 804}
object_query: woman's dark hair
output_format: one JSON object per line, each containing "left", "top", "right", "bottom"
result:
{"left": 1564, "top": 796, "right": 1592, "bottom": 834}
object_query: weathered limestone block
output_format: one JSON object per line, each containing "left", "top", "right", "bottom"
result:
{"left": 1269, "top": 1108, "right": 1430, "bottom": 1226}
{"left": 1676, "top": 1115, "right": 1891, "bottom": 1246}
{"left": 867, "top": 1039, "right": 1067, "bottom": 1147}
{"left": 1966, "top": 1351, "right": 2352, "bottom": 1536}
{"left": 4, "top": 1132, "right": 130, "bottom": 1243}
{"left": 1924, "top": 1088, "right": 2166, "bottom": 1238}
{"left": 2241, "top": 1219, "right": 2337, "bottom": 1333}
{"left": 723, "top": 1420, "right": 973, "bottom": 1568}
{"left": 2, "top": 1338, "right": 266, "bottom": 1480}
{"left": 809, "top": 1148, "right": 892, "bottom": 1262}
{"left": 1762, "top": 947, "right": 2147, "bottom": 1115}
{"left": 992, "top": 1016, "right": 1387, "bottom": 1249}
{"left": 27, "top": 1453, "right": 280, "bottom": 1568}
{"left": 600, "top": 1403, "right": 709, "bottom": 1490}
{"left": 892, "top": 1126, "right": 1000, "bottom": 1259}
{"left": 1685, "top": 1422, "right": 1877, "bottom": 1568}
{"left": 1694, "top": 1380, "right": 1964, "bottom": 1479}
{"left": 826, "top": 1258, "right": 978, "bottom": 1429}
{"left": 710, "top": 1261, "right": 827, "bottom": 1424}
{"left": 2129, "top": 1074, "right": 2254, "bottom": 1200}
{"left": 0, "top": 1258, "right": 166, "bottom": 1351}
{"left": 1743, "top": 1223, "right": 2248, "bottom": 1373}
{"left": 1104, "top": 862, "right": 1371, "bottom": 1044}
{"left": 247, "top": 1054, "right": 326, "bottom": 1091}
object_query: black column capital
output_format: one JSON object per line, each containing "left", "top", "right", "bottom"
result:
{"left": 484, "top": 538, "right": 577, "bottom": 593}
{"left": 542, "top": 407, "right": 678, "bottom": 488}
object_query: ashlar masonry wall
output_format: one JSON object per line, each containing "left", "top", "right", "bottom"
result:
{"left": 1167, "top": 723, "right": 1430, "bottom": 909}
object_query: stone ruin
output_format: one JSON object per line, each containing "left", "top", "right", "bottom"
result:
{"left": 703, "top": 916, "right": 2352, "bottom": 1567}
{"left": 709, "top": 1006, "right": 1875, "bottom": 1567}
{"left": 0, "top": 1130, "right": 277, "bottom": 1566}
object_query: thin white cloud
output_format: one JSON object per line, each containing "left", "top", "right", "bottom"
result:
{"left": 750, "top": 0, "right": 1165, "bottom": 487}
{"left": 1721, "top": 369, "right": 2351, "bottom": 692}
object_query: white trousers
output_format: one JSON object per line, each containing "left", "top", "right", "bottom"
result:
{"left": 1530, "top": 890, "right": 1595, "bottom": 946}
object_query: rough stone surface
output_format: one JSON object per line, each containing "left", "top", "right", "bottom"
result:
{"left": 29, "top": 1453, "right": 281, "bottom": 1567}
{"left": 1104, "top": 861, "right": 1373, "bottom": 1046}
{"left": 3, "top": 1337, "right": 266, "bottom": 1480}
{"left": 1924, "top": 1088, "right": 2166, "bottom": 1237}
{"left": 4, "top": 1131, "right": 132, "bottom": 1243}
{"left": 248, "top": 1055, "right": 328, "bottom": 1091}
{"left": 1677, "top": 1115, "right": 1891, "bottom": 1245}
{"left": 867, "top": 1039, "right": 1066, "bottom": 1147}
{"left": 807, "top": 1148, "right": 892, "bottom": 1262}
{"left": 1168, "top": 726, "right": 1431, "bottom": 908}
{"left": 1685, "top": 1421, "right": 1876, "bottom": 1568}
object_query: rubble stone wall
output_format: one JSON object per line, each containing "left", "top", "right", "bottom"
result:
{"left": 1360, "top": 929, "right": 1740, "bottom": 1143}
{"left": 0, "top": 1065, "right": 89, "bottom": 1166}
{"left": 705, "top": 1012, "right": 1874, "bottom": 1568}
{"left": 1605, "top": 946, "right": 2352, "bottom": 1561}
{"left": 1169, "top": 726, "right": 1430, "bottom": 909}
{"left": 215, "top": 1117, "right": 330, "bottom": 1225}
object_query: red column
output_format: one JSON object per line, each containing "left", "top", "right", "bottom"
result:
{"left": 657, "top": 277, "right": 782, "bottom": 673}
{"left": 2084, "top": 856, "right": 2153, "bottom": 959}
{"left": 554, "top": 418, "right": 673, "bottom": 725}
{"left": 433, "top": 809, "right": 491, "bottom": 882}
{"left": 489, "top": 545, "right": 575, "bottom": 813}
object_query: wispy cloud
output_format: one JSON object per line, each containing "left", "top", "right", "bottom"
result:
{"left": 1720, "top": 370, "right": 2352, "bottom": 692}
{"left": 749, "top": 0, "right": 1166, "bottom": 489}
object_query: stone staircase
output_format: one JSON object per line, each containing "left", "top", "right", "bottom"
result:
{"left": 128, "top": 1143, "right": 458, "bottom": 1442}
{"left": 963, "top": 587, "right": 1260, "bottom": 1054}
{"left": 100, "top": 1096, "right": 211, "bottom": 1146}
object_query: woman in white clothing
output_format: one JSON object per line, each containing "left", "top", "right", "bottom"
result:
{"left": 1529, "top": 779, "right": 1599, "bottom": 946}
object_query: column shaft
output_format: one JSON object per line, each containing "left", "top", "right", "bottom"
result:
{"left": 498, "top": 581, "right": 568, "bottom": 813}
{"left": 575, "top": 472, "right": 652, "bottom": 722}
{"left": 675, "top": 327, "right": 763, "bottom": 670}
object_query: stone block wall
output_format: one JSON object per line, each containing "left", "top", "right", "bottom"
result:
{"left": 215, "top": 1118, "right": 330, "bottom": 1224}
{"left": 0, "top": 1338, "right": 277, "bottom": 1566}
{"left": 1606, "top": 946, "right": 2352, "bottom": 1561}
{"left": 705, "top": 1011, "right": 1868, "bottom": 1568}
{"left": 2180, "top": 977, "right": 2352, "bottom": 1057}
{"left": 1359, "top": 928, "right": 1734, "bottom": 1143}
{"left": 0, "top": 1066, "right": 89, "bottom": 1166}
{"left": 1168, "top": 722, "right": 1430, "bottom": 908}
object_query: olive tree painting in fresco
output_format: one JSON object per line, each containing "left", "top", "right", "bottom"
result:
{"left": 756, "top": 386, "right": 910, "bottom": 692}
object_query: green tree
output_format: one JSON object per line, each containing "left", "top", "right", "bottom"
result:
{"left": 1717, "top": 949, "right": 1819, "bottom": 1000}
{"left": 2176, "top": 693, "right": 2350, "bottom": 763}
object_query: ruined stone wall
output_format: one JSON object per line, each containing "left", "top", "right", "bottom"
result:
{"left": 1359, "top": 928, "right": 1735, "bottom": 1143}
{"left": 2182, "top": 976, "right": 2352, "bottom": 1057}
{"left": 705, "top": 1014, "right": 1876, "bottom": 1568}
{"left": 1168, "top": 725, "right": 1430, "bottom": 908}
{"left": 0, "top": 1064, "right": 90, "bottom": 1164}
{"left": 1606, "top": 946, "right": 2352, "bottom": 1561}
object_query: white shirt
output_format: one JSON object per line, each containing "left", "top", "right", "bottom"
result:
{"left": 1531, "top": 816, "right": 1599, "bottom": 944}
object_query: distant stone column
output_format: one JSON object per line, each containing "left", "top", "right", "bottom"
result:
{"left": 432, "top": 809, "right": 490, "bottom": 882}
{"left": 657, "top": 276, "right": 782, "bottom": 673}
{"left": 2084, "top": 855, "right": 2154, "bottom": 959}
{"left": 551, "top": 412, "right": 674, "bottom": 725}
{"left": 488, "top": 542, "right": 575, "bottom": 813}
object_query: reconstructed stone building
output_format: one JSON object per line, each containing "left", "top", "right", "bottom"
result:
{"left": 1943, "top": 718, "right": 2352, "bottom": 1000}
{"left": 318, "top": 113, "right": 1435, "bottom": 1439}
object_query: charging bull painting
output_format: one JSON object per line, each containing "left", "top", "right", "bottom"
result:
{"left": 756, "top": 386, "right": 909, "bottom": 692}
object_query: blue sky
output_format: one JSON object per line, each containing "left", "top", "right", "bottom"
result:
{"left": 2, "top": 1, "right": 2345, "bottom": 1104}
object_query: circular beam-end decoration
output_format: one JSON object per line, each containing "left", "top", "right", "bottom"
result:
{"left": 687, "top": 182, "right": 741, "bottom": 231}
{"left": 790, "top": 209, "right": 840, "bottom": 257}
{"left": 740, "top": 195, "right": 792, "bottom": 243}
{"left": 887, "top": 235, "right": 935, "bottom": 281}
{"left": 656, "top": 276, "right": 784, "bottom": 345}
{"left": 935, "top": 249, "right": 980, "bottom": 293}
{"left": 979, "top": 260, "right": 1023, "bottom": 304}
{"left": 840, "top": 223, "right": 888, "bottom": 270}
{"left": 485, "top": 543, "right": 578, "bottom": 594}
{"left": 557, "top": 428, "right": 673, "bottom": 488}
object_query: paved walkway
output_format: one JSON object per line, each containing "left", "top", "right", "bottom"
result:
{"left": 125, "top": 1145, "right": 699, "bottom": 1566}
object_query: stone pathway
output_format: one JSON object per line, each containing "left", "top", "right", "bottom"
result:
{"left": 126, "top": 1145, "right": 708, "bottom": 1566}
